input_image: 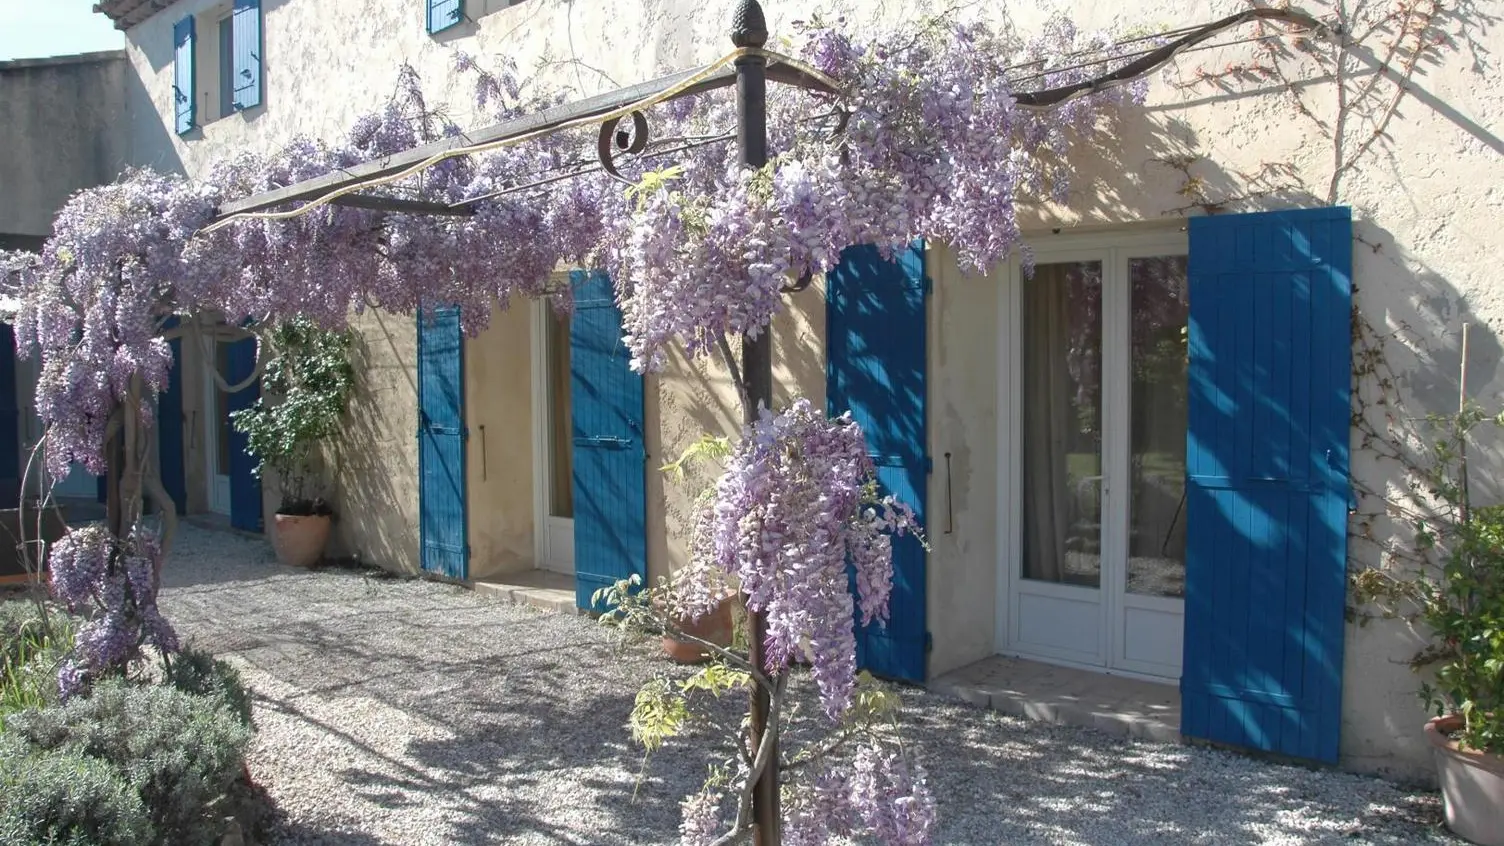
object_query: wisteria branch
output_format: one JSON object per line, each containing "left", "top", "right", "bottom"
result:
{"left": 714, "top": 334, "right": 751, "bottom": 422}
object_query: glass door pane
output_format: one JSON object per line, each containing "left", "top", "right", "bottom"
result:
{"left": 546, "top": 309, "right": 573, "bottom": 519}
{"left": 1021, "top": 260, "right": 1103, "bottom": 587}
{"left": 1127, "top": 256, "right": 1190, "bottom": 598}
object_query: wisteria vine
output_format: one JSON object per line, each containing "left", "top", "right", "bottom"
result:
{"left": 0, "top": 8, "right": 1181, "bottom": 842}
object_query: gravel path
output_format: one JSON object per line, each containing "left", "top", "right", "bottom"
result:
{"left": 158, "top": 525, "right": 1460, "bottom": 846}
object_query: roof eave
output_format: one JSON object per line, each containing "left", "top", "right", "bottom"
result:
{"left": 93, "top": 0, "right": 174, "bottom": 30}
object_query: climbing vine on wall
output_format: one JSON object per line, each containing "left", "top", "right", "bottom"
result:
{"left": 1149, "top": 0, "right": 1483, "bottom": 619}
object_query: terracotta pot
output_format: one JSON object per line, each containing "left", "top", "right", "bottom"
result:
{"left": 661, "top": 597, "right": 737, "bottom": 664}
{"left": 1426, "top": 714, "right": 1504, "bottom": 846}
{"left": 270, "top": 513, "right": 332, "bottom": 568}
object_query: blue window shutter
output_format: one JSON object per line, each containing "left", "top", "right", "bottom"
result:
{"left": 570, "top": 270, "right": 647, "bottom": 610}
{"left": 1181, "top": 207, "right": 1352, "bottom": 764}
{"left": 418, "top": 307, "right": 468, "bottom": 580}
{"left": 427, "top": 0, "right": 465, "bottom": 34}
{"left": 172, "top": 15, "right": 196, "bottom": 134}
{"left": 826, "top": 241, "right": 929, "bottom": 684}
{"left": 218, "top": 16, "right": 235, "bottom": 118}
{"left": 226, "top": 335, "right": 262, "bottom": 532}
{"left": 231, "top": 0, "right": 262, "bottom": 110}
{"left": 157, "top": 317, "right": 187, "bottom": 515}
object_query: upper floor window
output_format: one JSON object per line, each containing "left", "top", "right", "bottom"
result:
{"left": 174, "top": 0, "right": 263, "bottom": 135}
{"left": 426, "top": 0, "right": 528, "bottom": 36}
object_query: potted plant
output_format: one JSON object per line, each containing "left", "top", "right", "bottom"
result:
{"left": 1414, "top": 408, "right": 1504, "bottom": 846}
{"left": 657, "top": 585, "right": 739, "bottom": 664}
{"left": 230, "top": 318, "right": 355, "bottom": 568}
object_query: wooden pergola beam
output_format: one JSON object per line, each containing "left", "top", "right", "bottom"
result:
{"left": 211, "top": 59, "right": 837, "bottom": 221}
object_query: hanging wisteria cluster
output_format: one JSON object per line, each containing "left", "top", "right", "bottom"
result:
{"left": 0, "top": 9, "right": 1165, "bottom": 843}
{"left": 662, "top": 398, "right": 931, "bottom": 845}
{"left": 690, "top": 398, "right": 919, "bottom": 720}
{"left": 47, "top": 523, "right": 177, "bottom": 699}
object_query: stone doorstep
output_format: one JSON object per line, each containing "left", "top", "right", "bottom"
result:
{"left": 473, "top": 570, "right": 581, "bottom": 615}
{"left": 930, "top": 655, "right": 1183, "bottom": 745}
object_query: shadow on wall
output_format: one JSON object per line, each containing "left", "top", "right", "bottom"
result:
{"left": 122, "top": 27, "right": 184, "bottom": 175}
{"left": 327, "top": 312, "right": 420, "bottom": 574}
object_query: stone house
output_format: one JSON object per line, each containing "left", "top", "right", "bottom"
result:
{"left": 61, "top": 0, "right": 1504, "bottom": 785}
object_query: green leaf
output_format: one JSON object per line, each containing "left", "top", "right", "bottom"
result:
{"left": 629, "top": 679, "right": 689, "bottom": 752}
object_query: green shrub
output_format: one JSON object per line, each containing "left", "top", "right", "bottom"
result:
{"left": 0, "top": 601, "right": 75, "bottom": 720}
{"left": 0, "top": 741, "right": 153, "bottom": 846}
{"left": 1419, "top": 502, "right": 1504, "bottom": 754}
{"left": 1, "top": 680, "right": 251, "bottom": 846}
{"left": 165, "top": 648, "right": 254, "bottom": 729}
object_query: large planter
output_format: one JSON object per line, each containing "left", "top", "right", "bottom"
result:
{"left": 1426, "top": 714, "right": 1504, "bottom": 846}
{"left": 661, "top": 597, "right": 737, "bottom": 664}
{"left": 270, "top": 512, "right": 331, "bottom": 568}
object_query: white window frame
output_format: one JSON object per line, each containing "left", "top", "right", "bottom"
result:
{"left": 530, "top": 287, "right": 575, "bottom": 575}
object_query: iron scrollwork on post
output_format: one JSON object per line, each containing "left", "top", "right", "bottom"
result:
{"left": 597, "top": 110, "right": 651, "bottom": 184}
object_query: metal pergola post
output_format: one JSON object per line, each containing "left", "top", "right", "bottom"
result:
{"left": 731, "top": 7, "right": 780, "bottom": 843}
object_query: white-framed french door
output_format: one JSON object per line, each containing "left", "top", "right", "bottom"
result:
{"left": 998, "top": 229, "right": 1190, "bottom": 680}
{"left": 203, "top": 338, "right": 233, "bottom": 516}
{"left": 530, "top": 297, "right": 575, "bottom": 575}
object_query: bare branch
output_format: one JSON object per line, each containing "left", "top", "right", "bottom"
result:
{"left": 733, "top": 673, "right": 785, "bottom": 834}
{"left": 1012, "top": 8, "right": 1328, "bottom": 112}
{"left": 714, "top": 334, "right": 751, "bottom": 423}
{"left": 707, "top": 825, "right": 754, "bottom": 846}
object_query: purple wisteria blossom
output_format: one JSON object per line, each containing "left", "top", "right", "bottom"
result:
{"left": 48, "top": 523, "right": 178, "bottom": 699}
{"left": 695, "top": 398, "right": 920, "bottom": 720}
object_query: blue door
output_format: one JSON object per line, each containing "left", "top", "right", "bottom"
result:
{"left": 418, "top": 307, "right": 468, "bottom": 579}
{"left": 157, "top": 318, "right": 186, "bottom": 515}
{"left": 827, "top": 242, "right": 930, "bottom": 684}
{"left": 226, "top": 335, "right": 262, "bottom": 532}
{"left": 1181, "top": 207, "right": 1352, "bottom": 764}
{"left": 0, "top": 324, "right": 18, "bottom": 505}
{"left": 570, "top": 270, "right": 647, "bottom": 610}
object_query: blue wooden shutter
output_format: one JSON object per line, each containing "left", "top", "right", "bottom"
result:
{"left": 826, "top": 242, "right": 930, "bottom": 683}
{"left": 231, "top": 0, "right": 262, "bottom": 111}
{"left": 172, "top": 16, "right": 196, "bottom": 135}
{"left": 570, "top": 270, "right": 647, "bottom": 610}
{"left": 226, "top": 335, "right": 262, "bottom": 532}
{"left": 427, "top": 0, "right": 465, "bottom": 34}
{"left": 418, "top": 307, "right": 468, "bottom": 580}
{"left": 157, "top": 317, "right": 187, "bottom": 515}
{"left": 1181, "top": 207, "right": 1352, "bottom": 764}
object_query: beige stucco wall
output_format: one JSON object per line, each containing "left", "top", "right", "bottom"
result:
{"left": 464, "top": 306, "right": 536, "bottom": 580}
{"left": 321, "top": 309, "right": 421, "bottom": 572}
{"left": 115, "top": 0, "right": 1504, "bottom": 784}
{"left": 925, "top": 245, "right": 1004, "bottom": 678}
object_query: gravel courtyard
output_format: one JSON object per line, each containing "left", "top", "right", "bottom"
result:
{"left": 157, "top": 525, "right": 1460, "bottom": 846}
